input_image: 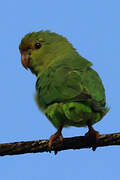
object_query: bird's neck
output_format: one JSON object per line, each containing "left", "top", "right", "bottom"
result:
{"left": 32, "top": 45, "right": 79, "bottom": 77}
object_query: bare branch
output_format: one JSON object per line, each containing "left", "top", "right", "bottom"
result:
{"left": 0, "top": 132, "right": 120, "bottom": 156}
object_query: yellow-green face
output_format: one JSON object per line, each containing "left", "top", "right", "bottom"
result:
{"left": 19, "top": 32, "right": 45, "bottom": 69}
{"left": 19, "top": 30, "right": 74, "bottom": 75}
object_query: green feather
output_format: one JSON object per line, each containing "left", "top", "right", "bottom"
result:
{"left": 20, "top": 30, "right": 109, "bottom": 129}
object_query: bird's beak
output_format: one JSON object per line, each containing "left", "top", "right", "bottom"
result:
{"left": 21, "top": 52, "right": 30, "bottom": 69}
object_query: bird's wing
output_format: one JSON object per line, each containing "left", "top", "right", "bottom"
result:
{"left": 36, "top": 57, "right": 106, "bottom": 111}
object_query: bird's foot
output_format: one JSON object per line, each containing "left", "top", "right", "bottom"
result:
{"left": 85, "top": 127, "right": 100, "bottom": 151}
{"left": 48, "top": 130, "right": 63, "bottom": 152}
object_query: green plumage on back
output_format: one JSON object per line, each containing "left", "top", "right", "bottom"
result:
{"left": 19, "top": 30, "right": 109, "bottom": 137}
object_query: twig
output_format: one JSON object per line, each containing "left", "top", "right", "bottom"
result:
{"left": 0, "top": 132, "right": 120, "bottom": 156}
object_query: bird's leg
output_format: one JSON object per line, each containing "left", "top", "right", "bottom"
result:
{"left": 85, "top": 121, "right": 100, "bottom": 151}
{"left": 48, "top": 124, "right": 64, "bottom": 150}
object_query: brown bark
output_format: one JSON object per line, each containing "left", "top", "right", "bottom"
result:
{"left": 0, "top": 132, "right": 120, "bottom": 156}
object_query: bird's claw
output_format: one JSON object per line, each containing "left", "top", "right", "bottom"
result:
{"left": 48, "top": 132, "right": 63, "bottom": 153}
{"left": 85, "top": 127, "right": 100, "bottom": 151}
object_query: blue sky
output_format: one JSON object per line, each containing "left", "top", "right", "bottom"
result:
{"left": 0, "top": 0, "right": 120, "bottom": 179}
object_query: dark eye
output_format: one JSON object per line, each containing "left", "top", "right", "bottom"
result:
{"left": 35, "top": 43, "right": 42, "bottom": 49}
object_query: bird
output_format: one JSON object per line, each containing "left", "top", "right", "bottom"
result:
{"left": 19, "top": 30, "right": 109, "bottom": 151}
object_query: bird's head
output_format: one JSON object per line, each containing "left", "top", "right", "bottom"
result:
{"left": 19, "top": 30, "right": 75, "bottom": 76}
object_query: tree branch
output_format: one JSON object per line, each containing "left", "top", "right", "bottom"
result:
{"left": 0, "top": 132, "right": 120, "bottom": 156}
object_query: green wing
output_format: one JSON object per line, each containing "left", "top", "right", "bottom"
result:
{"left": 36, "top": 56, "right": 106, "bottom": 112}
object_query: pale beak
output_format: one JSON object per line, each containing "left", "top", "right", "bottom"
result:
{"left": 21, "top": 52, "right": 30, "bottom": 69}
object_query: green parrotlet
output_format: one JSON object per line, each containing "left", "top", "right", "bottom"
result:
{"left": 19, "top": 30, "right": 109, "bottom": 150}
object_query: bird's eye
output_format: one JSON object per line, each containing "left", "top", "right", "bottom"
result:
{"left": 35, "top": 43, "right": 42, "bottom": 49}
